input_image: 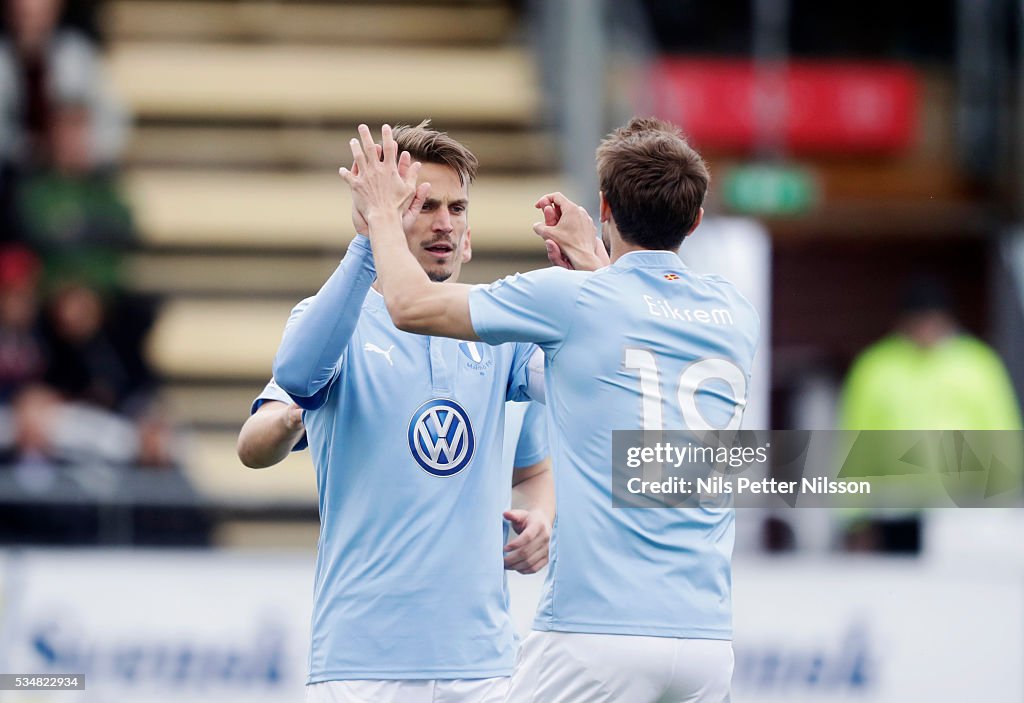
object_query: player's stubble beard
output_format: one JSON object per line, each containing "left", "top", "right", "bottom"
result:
{"left": 422, "top": 232, "right": 461, "bottom": 283}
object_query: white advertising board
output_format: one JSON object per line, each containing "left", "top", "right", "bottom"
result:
{"left": 731, "top": 558, "right": 1024, "bottom": 702}
{"left": 0, "top": 551, "right": 313, "bottom": 703}
{"left": 0, "top": 552, "right": 1019, "bottom": 703}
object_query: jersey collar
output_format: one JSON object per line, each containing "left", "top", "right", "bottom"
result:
{"left": 611, "top": 249, "right": 687, "bottom": 270}
{"left": 365, "top": 283, "right": 386, "bottom": 312}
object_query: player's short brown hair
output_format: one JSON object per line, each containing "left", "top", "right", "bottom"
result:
{"left": 596, "top": 117, "right": 709, "bottom": 251}
{"left": 393, "top": 120, "right": 479, "bottom": 186}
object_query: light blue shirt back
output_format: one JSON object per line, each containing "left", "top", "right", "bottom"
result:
{"left": 469, "top": 250, "right": 760, "bottom": 639}
{"left": 260, "top": 289, "right": 538, "bottom": 681}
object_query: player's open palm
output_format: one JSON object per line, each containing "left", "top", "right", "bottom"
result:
{"left": 503, "top": 508, "right": 552, "bottom": 574}
{"left": 340, "top": 124, "right": 429, "bottom": 225}
{"left": 349, "top": 143, "right": 430, "bottom": 236}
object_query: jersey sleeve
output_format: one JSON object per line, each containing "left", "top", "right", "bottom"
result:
{"left": 512, "top": 401, "right": 548, "bottom": 469}
{"left": 468, "top": 267, "right": 587, "bottom": 353}
{"left": 505, "top": 342, "right": 539, "bottom": 402}
{"left": 250, "top": 378, "right": 309, "bottom": 452}
{"left": 250, "top": 377, "right": 293, "bottom": 413}
{"left": 272, "top": 236, "right": 375, "bottom": 410}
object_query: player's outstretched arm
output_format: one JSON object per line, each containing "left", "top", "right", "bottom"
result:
{"left": 272, "top": 237, "right": 377, "bottom": 408}
{"left": 341, "top": 124, "right": 480, "bottom": 341}
{"left": 237, "top": 400, "right": 305, "bottom": 468}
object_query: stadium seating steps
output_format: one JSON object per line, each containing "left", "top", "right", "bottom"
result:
{"left": 106, "top": 0, "right": 554, "bottom": 523}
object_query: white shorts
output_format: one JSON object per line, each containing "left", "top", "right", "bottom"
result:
{"left": 506, "top": 631, "right": 733, "bottom": 703}
{"left": 305, "top": 677, "right": 509, "bottom": 703}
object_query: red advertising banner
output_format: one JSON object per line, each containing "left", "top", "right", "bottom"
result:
{"left": 650, "top": 59, "right": 918, "bottom": 154}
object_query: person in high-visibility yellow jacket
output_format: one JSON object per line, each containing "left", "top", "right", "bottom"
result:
{"left": 838, "top": 277, "right": 1022, "bottom": 552}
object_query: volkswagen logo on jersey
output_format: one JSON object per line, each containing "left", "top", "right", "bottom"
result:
{"left": 458, "top": 341, "right": 493, "bottom": 373}
{"left": 408, "top": 398, "right": 476, "bottom": 477}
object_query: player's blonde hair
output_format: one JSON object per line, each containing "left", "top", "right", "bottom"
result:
{"left": 393, "top": 120, "right": 479, "bottom": 186}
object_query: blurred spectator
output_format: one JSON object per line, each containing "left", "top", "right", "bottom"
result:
{"left": 0, "top": 244, "right": 40, "bottom": 464}
{"left": 0, "top": 244, "right": 43, "bottom": 404}
{"left": 41, "top": 282, "right": 141, "bottom": 410}
{"left": 16, "top": 101, "right": 134, "bottom": 267}
{"left": 838, "top": 276, "right": 1023, "bottom": 552}
{"left": 12, "top": 98, "right": 159, "bottom": 418}
{"left": 0, "top": 0, "right": 127, "bottom": 169}
{"left": 841, "top": 277, "right": 1022, "bottom": 431}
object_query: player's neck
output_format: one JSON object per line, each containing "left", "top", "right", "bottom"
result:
{"left": 608, "top": 238, "right": 656, "bottom": 264}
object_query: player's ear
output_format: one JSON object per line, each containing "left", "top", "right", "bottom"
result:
{"left": 599, "top": 191, "right": 611, "bottom": 223}
{"left": 687, "top": 207, "right": 704, "bottom": 237}
{"left": 461, "top": 227, "right": 473, "bottom": 264}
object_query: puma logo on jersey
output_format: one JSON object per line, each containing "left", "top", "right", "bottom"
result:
{"left": 364, "top": 343, "right": 395, "bottom": 366}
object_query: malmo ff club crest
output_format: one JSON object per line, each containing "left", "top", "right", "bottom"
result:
{"left": 459, "top": 341, "right": 493, "bottom": 373}
{"left": 408, "top": 398, "right": 476, "bottom": 477}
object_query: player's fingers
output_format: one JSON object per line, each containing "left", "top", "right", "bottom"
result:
{"left": 406, "top": 182, "right": 431, "bottom": 219}
{"left": 504, "top": 529, "right": 533, "bottom": 553}
{"left": 357, "top": 124, "right": 377, "bottom": 163}
{"left": 542, "top": 191, "right": 577, "bottom": 213}
{"left": 514, "top": 546, "right": 550, "bottom": 574}
{"left": 506, "top": 542, "right": 549, "bottom": 572}
{"left": 347, "top": 138, "right": 366, "bottom": 174}
{"left": 503, "top": 548, "right": 527, "bottom": 566}
{"left": 544, "top": 204, "right": 559, "bottom": 227}
{"left": 520, "top": 553, "right": 549, "bottom": 574}
{"left": 405, "top": 159, "right": 423, "bottom": 189}
{"left": 397, "top": 149, "right": 411, "bottom": 177}
{"left": 503, "top": 545, "right": 539, "bottom": 570}
{"left": 338, "top": 166, "right": 356, "bottom": 185}
{"left": 545, "top": 240, "right": 574, "bottom": 270}
{"left": 535, "top": 192, "right": 570, "bottom": 208}
{"left": 505, "top": 517, "right": 547, "bottom": 553}
{"left": 381, "top": 124, "right": 397, "bottom": 164}
{"left": 532, "top": 222, "right": 553, "bottom": 238}
{"left": 505, "top": 555, "right": 537, "bottom": 572}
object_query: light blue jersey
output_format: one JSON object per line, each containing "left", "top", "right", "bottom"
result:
{"left": 469, "top": 250, "right": 760, "bottom": 639}
{"left": 255, "top": 385, "right": 548, "bottom": 581}
{"left": 255, "top": 386, "right": 547, "bottom": 472}
{"left": 264, "top": 238, "right": 543, "bottom": 682}
{"left": 501, "top": 401, "right": 548, "bottom": 471}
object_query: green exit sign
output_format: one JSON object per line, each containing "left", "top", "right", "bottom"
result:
{"left": 722, "top": 164, "right": 820, "bottom": 216}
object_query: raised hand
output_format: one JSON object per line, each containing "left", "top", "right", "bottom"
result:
{"left": 339, "top": 124, "right": 430, "bottom": 228}
{"left": 532, "top": 192, "right": 609, "bottom": 272}
{"left": 349, "top": 142, "right": 430, "bottom": 237}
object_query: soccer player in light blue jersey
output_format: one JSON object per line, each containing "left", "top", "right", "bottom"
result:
{"left": 341, "top": 118, "right": 759, "bottom": 702}
{"left": 243, "top": 123, "right": 554, "bottom": 703}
